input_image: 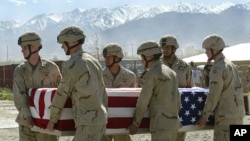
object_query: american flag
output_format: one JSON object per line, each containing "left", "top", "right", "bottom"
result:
{"left": 29, "top": 87, "right": 213, "bottom": 135}
{"left": 179, "top": 87, "right": 214, "bottom": 126}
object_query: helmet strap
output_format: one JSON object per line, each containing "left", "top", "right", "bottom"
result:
{"left": 25, "top": 45, "right": 42, "bottom": 60}
{"left": 107, "top": 56, "right": 121, "bottom": 68}
{"left": 209, "top": 49, "right": 223, "bottom": 60}
{"left": 65, "top": 42, "right": 80, "bottom": 55}
{"left": 142, "top": 55, "right": 154, "bottom": 68}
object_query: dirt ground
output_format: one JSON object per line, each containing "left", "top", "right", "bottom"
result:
{"left": 0, "top": 100, "right": 215, "bottom": 141}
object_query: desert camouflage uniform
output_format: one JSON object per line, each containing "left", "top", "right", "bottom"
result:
{"left": 50, "top": 49, "right": 108, "bottom": 141}
{"left": 132, "top": 41, "right": 181, "bottom": 141}
{"left": 102, "top": 65, "right": 136, "bottom": 141}
{"left": 103, "top": 65, "right": 137, "bottom": 88}
{"left": 133, "top": 60, "right": 181, "bottom": 140}
{"left": 202, "top": 54, "right": 245, "bottom": 141}
{"left": 162, "top": 57, "right": 193, "bottom": 88}
{"left": 102, "top": 43, "right": 136, "bottom": 141}
{"left": 199, "top": 34, "right": 245, "bottom": 141}
{"left": 13, "top": 58, "right": 61, "bottom": 141}
{"left": 162, "top": 55, "right": 192, "bottom": 141}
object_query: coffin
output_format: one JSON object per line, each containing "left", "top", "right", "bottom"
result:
{"left": 29, "top": 87, "right": 214, "bottom": 136}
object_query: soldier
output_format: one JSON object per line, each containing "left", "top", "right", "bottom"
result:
{"left": 197, "top": 34, "right": 245, "bottom": 141}
{"left": 159, "top": 35, "right": 193, "bottom": 141}
{"left": 13, "top": 32, "right": 61, "bottom": 141}
{"left": 159, "top": 35, "right": 193, "bottom": 88}
{"left": 102, "top": 43, "right": 137, "bottom": 88}
{"left": 128, "top": 41, "right": 181, "bottom": 141}
{"left": 46, "top": 26, "right": 108, "bottom": 141}
{"left": 101, "top": 43, "right": 137, "bottom": 141}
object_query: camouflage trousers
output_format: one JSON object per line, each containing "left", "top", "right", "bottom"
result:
{"left": 213, "top": 117, "right": 243, "bottom": 141}
{"left": 73, "top": 124, "right": 106, "bottom": 141}
{"left": 102, "top": 134, "right": 132, "bottom": 141}
{"left": 19, "top": 125, "right": 58, "bottom": 141}
{"left": 151, "top": 129, "right": 178, "bottom": 141}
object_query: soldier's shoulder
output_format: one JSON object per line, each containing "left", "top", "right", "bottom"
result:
{"left": 210, "top": 65, "right": 224, "bottom": 76}
{"left": 41, "top": 58, "right": 58, "bottom": 67}
{"left": 177, "top": 58, "right": 189, "bottom": 66}
{"left": 15, "top": 61, "right": 27, "bottom": 71}
{"left": 122, "top": 66, "right": 136, "bottom": 76}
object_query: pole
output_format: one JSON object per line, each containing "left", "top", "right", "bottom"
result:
{"left": 131, "top": 43, "right": 133, "bottom": 59}
{"left": 7, "top": 45, "right": 8, "bottom": 61}
{"left": 95, "top": 33, "right": 99, "bottom": 60}
{"left": 96, "top": 47, "right": 99, "bottom": 60}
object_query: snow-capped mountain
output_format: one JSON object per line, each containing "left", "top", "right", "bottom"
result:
{"left": 0, "top": 2, "right": 250, "bottom": 62}
{"left": 0, "top": 21, "right": 22, "bottom": 31}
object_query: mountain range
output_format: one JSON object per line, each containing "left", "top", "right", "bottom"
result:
{"left": 0, "top": 2, "right": 250, "bottom": 62}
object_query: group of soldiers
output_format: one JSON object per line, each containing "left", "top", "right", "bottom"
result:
{"left": 12, "top": 25, "right": 245, "bottom": 141}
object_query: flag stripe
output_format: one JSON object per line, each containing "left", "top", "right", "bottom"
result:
{"left": 107, "top": 117, "right": 149, "bottom": 128}
{"left": 108, "top": 107, "right": 149, "bottom": 117}
{"left": 108, "top": 97, "right": 138, "bottom": 107}
{"left": 39, "top": 89, "right": 46, "bottom": 118}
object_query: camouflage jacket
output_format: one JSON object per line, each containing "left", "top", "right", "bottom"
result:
{"left": 50, "top": 49, "right": 108, "bottom": 127}
{"left": 132, "top": 60, "right": 181, "bottom": 132}
{"left": 202, "top": 54, "right": 245, "bottom": 122}
{"left": 102, "top": 65, "right": 137, "bottom": 88}
{"left": 13, "top": 58, "right": 61, "bottom": 126}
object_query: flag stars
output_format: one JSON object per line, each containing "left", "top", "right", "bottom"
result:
{"left": 191, "top": 117, "right": 196, "bottom": 123}
{"left": 179, "top": 117, "right": 183, "bottom": 122}
{"left": 198, "top": 110, "right": 202, "bottom": 116}
{"left": 191, "top": 91, "right": 196, "bottom": 96}
{"left": 185, "top": 110, "right": 190, "bottom": 116}
{"left": 197, "top": 96, "right": 204, "bottom": 103}
{"left": 184, "top": 96, "right": 190, "bottom": 103}
{"left": 190, "top": 104, "right": 196, "bottom": 110}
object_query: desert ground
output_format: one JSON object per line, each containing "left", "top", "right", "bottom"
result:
{"left": 0, "top": 100, "right": 217, "bottom": 141}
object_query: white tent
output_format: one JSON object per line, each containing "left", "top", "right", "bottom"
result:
{"left": 183, "top": 43, "right": 250, "bottom": 65}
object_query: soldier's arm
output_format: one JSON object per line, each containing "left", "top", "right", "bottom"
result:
{"left": 50, "top": 73, "right": 73, "bottom": 123}
{"left": 50, "top": 62, "right": 77, "bottom": 123}
{"left": 202, "top": 67, "right": 223, "bottom": 119}
{"left": 13, "top": 68, "right": 32, "bottom": 117}
{"left": 50, "top": 64, "right": 62, "bottom": 87}
{"left": 132, "top": 72, "right": 154, "bottom": 127}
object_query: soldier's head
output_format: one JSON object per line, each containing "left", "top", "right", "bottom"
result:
{"left": 18, "top": 32, "right": 42, "bottom": 60}
{"left": 102, "top": 43, "right": 124, "bottom": 68}
{"left": 159, "top": 35, "right": 179, "bottom": 58}
{"left": 202, "top": 34, "right": 225, "bottom": 60}
{"left": 137, "top": 41, "right": 162, "bottom": 68}
{"left": 57, "top": 25, "right": 86, "bottom": 55}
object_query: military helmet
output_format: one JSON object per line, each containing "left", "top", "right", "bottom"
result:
{"left": 137, "top": 41, "right": 162, "bottom": 57}
{"left": 202, "top": 34, "right": 225, "bottom": 50}
{"left": 159, "top": 35, "right": 179, "bottom": 48}
{"left": 103, "top": 43, "right": 124, "bottom": 58}
{"left": 57, "top": 26, "right": 86, "bottom": 43}
{"left": 18, "top": 32, "right": 42, "bottom": 46}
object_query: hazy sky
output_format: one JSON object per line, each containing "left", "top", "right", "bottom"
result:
{"left": 1, "top": 0, "right": 249, "bottom": 22}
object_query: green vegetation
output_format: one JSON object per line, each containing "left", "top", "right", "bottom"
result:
{"left": 0, "top": 88, "right": 13, "bottom": 100}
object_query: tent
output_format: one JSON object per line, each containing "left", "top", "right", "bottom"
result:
{"left": 183, "top": 43, "right": 250, "bottom": 66}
